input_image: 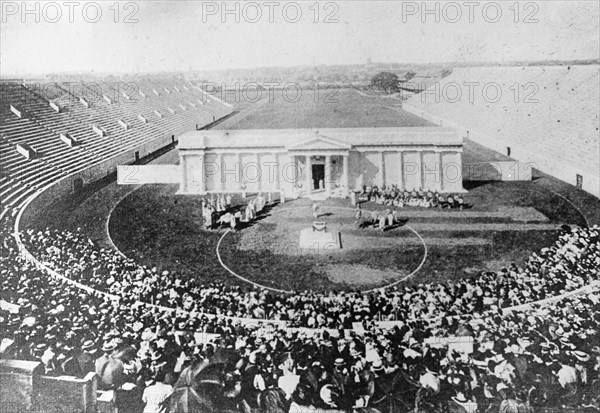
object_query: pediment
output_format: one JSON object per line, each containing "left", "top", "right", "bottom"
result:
{"left": 287, "top": 134, "right": 352, "bottom": 151}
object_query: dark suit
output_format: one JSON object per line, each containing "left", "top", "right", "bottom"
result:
{"left": 62, "top": 355, "right": 83, "bottom": 377}
{"left": 78, "top": 351, "right": 96, "bottom": 375}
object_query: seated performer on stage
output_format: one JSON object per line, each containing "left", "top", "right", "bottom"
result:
{"left": 393, "top": 193, "right": 404, "bottom": 208}
{"left": 436, "top": 193, "right": 446, "bottom": 209}
{"left": 312, "top": 202, "right": 320, "bottom": 219}
{"left": 454, "top": 194, "right": 465, "bottom": 209}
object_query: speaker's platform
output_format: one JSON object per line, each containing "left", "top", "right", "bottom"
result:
{"left": 299, "top": 228, "right": 339, "bottom": 250}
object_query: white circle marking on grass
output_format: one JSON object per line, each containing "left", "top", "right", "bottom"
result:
{"left": 215, "top": 204, "right": 428, "bottom": 293}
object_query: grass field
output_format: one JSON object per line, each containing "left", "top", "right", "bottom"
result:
{"left": 214, "top": 88, "right": 433, "bottom": 129}
{"left": 108, "top": 180, "right": 581, "bottom": 292}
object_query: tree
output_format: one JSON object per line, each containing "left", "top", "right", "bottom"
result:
{"left": 370, "top": 72, "right": 399, "bottom": 93}
{"left": 404, "top": 71, "right": 417, "bottom": 81}
{"left": 440, "top": 69, "right": 453, "bottom": 78}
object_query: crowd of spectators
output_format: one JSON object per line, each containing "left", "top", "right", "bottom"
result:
{"left": 19, "top": 224, "right": 599, "bottom": 330}
{"left": 1, "top": 217, "right": 600, "bottom": 412}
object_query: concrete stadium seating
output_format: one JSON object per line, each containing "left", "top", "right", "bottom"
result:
{"left": 0, "top": 79, "right": 233, "bottom": 220}
{"left": 404, "top": 65, "right": 600, "bottom": 197}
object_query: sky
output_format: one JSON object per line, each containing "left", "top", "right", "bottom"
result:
{"left": 1, "top": 0, "right": 599, "bottom": 76}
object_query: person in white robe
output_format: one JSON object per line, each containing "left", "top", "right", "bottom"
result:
{"left": 378, "top": 214, "right": 387, "bottom": 231}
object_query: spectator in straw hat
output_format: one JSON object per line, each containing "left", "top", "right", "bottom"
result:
{"left": 95, "top": 339, "right": 117, "bottom": 376}
{"left": 77, "top": 339, "right": 97, "bottom": 375}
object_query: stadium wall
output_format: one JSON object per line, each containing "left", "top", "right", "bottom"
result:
{"left": 403, "top": 103, "right": 600, "bottom": 198}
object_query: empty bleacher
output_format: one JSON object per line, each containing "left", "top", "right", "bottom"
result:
{"left": 0, "top": 78, "right": 233, "bottom": 220}
{"left": 404, "top": 65, "right": 600, "bottom": 197}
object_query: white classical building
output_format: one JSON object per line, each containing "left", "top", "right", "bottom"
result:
{"left": 178, "top": 127, "right": 464, "bottom": 197}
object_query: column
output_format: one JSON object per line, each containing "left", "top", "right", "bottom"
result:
{"left": 416, "top": 151, "right": 423, "bottom": 190}
{"left": 378, "top": 151, "right": 385, "bottom": 187}
{"left": 343, "top": 154, "right": 350, "bottom": 197}
{"left": 305, "top": 155, "right": 312, "bottom": 194}
{"left": 238, "top": 153, "right": 244, "bottom": 191}
{"left": 180, "top": 154, "right": 188, "bottom": 193}
{"left": 256, "top": 153, "right": 261, "bottom": 192}
{"left": 217, "top": 152, "right": 224, "bottom": 191}
{"left": 290, "top": 155, "right": 295, "bottom": 191}
{"left": 455, "top": 151, "right": 464, "bottom": 192}
{"left": 292, "top": 155, "right": 298, "bottom": 196}
{"left": 398, "top": 151, "right": 404, "bottom": 191}
{"left": 442, "top": 151, "right": 462, "bottom": 192}
{"left": 324, "top": 155, "right": 332, "bottom": 196}
{"left": 196, "top": 152, "right": 206, "bottom": 193}
{"left": 273, "top": 153, "right": 280, "bottom": 191}
{"left": 436, "top": 151, "right": 443, "bottom": 192}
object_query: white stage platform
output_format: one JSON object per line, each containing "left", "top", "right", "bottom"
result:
{"left": 299, "top": 228, "right": 340, "bottom": 251}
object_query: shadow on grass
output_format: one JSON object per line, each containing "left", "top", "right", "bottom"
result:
{"left": 463, "top": 180, "right": 495, "bottom": 190}
{"left": 383, "top": 220, "right": 409, "bottom": 232}
{"left": 356, "top": 218, "right": 409, "bottom": 231}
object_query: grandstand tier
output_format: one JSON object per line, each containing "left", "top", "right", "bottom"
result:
{"left": 404, "top": 65, "right": 600, "bottom": 197}
{"left": 0, "top": 79, "right": 233, "bottom": 220}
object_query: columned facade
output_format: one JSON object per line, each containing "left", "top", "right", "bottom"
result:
{"left": 177, "top": 127, "right": 465, "bottom": 197}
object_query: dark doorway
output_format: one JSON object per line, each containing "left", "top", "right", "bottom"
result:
{"left": 312, "top": 164, "right": 324, "bottom": 190}
{"left": 135, "top": 151, "right": 140, "bottom": 162}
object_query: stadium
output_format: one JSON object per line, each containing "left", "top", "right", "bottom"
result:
{"left": 1, "top": 2, "right": 600, "bottom": 413}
